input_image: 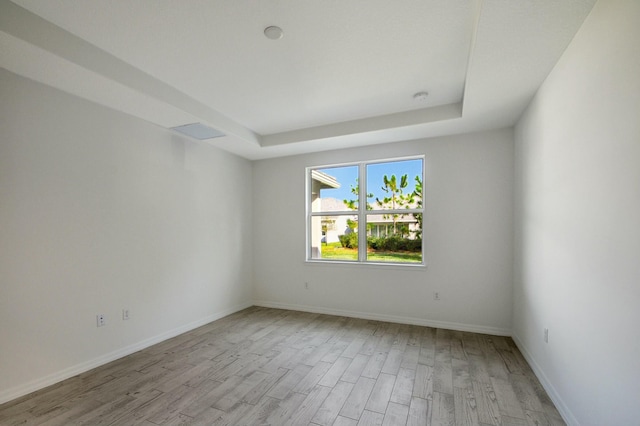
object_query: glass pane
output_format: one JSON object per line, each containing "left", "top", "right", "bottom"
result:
{"left": 310, "top": 214, "right": 358, "bottom": 261}
{"left": 311, "top": 166, "right": 358, "bottom": 212}
{"left": 365, "top": 214, "right": 422, "bottom": 263}
{"left": 366, "top": 159, "right": 423, "bottom": 211}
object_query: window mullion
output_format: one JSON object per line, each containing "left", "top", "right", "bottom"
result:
{"left": 358, "top": 162, "right": 367, "bottom": 262}
{"left": 306, "top": 169, "right": 312, "bottom": 261}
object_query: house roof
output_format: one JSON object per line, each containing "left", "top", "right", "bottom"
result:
{"left": 321, "top": 197, "right": 351, "bottom": 212}
{"left": 311, "top": 170, "right": 340, "bottom": 190}
{"left": 1, "top": 0, "right": 596, "bottom": 160}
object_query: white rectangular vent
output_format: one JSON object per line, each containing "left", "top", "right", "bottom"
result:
{"left": 170, "top": 123, "right": 225, "bottom": 140}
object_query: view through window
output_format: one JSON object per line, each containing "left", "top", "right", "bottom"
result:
{"left": 307, "top": 157, "right": 424, "bottom": 264}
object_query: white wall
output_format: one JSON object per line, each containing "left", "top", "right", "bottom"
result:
{"left": 0, "top": 70, "right": 253, "bottom": 403}
{"left": 513, "top": 0, "right": 640, "bottom": 424}
{"left": 253, "top": 128, "right": 514, "bottom": 334}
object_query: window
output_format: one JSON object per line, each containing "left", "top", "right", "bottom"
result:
{"left": 307, "top": 157, "right": 424, "bottom": 265}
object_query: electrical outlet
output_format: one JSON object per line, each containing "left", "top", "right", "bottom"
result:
{"left": 544, "top": 328, "right": 549, "bottom": 343}
{"left": 433, "top": 292, "right": 441, "bottom": 300}
{"left": 122, "top": 309, "right": 130, "bottom": 320}
{"left": 96, "top": 314, "right": 106, "bottom": 327}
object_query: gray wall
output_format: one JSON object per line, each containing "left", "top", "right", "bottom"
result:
{"left": 513, "top": 0, "right": 640, "bottom": 424}
{"left": 0, "top": 70, "right": 254, "bottom": 402}
{"left": 253, "top": 128, "right": 515, "bottom": 334}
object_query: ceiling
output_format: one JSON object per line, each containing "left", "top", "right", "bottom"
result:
{"left": 1, "top": 0, "right": 596, "bottom": 160}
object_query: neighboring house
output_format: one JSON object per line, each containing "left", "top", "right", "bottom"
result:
{"left": 309, "top": 170, "right": 340, "bottom": 258}
{"left": 320, "top": 198, "right": 355, "bottom": 244}
{"left": 321, "top": 195, "right": 420, "bottom": 240}
{"left": 365, "top": 212, "right": 420, "bottom": 239}
{"left": 320, "top": 198, "right": 420, "bottom": 240}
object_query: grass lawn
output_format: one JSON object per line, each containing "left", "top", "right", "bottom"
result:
{"left": 319, "top": 243, "right": 358, "bottom": 260}
{"left": 320, "top": 242, "right": 421, "bottom": 263}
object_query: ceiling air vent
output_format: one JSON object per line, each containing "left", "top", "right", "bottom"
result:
{"left": 170, "top": 123, "right": 225, "bottom": 140}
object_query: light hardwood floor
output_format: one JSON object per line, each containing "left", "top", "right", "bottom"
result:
{"left": 0, "top": 307, "right": 565, "bottom": 425}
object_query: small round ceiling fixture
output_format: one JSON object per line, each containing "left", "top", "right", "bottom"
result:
{"left": 413, "top": 91, "right": 429, "bottom": 102}
{"left": 264, "top": 26, "right": 284, "bottom": 40}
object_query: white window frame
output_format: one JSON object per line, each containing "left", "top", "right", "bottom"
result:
{"left": 306, "top": 155, "right": 425, "bottom": 266}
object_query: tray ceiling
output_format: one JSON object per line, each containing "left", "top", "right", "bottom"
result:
{"left": 1, "top": 0, "right": 596, "bottom": 159}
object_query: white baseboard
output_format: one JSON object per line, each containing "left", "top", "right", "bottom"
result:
{"left": 0, "top": 301, "right": 253, "bottom": 405}
{"left": 511, "top": 334, "right": 577, "bottom": 426}
{"left": 253, "top": 300, "right": 511, "bottom": 336}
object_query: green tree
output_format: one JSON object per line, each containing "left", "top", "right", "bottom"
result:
{"left": 376, "top": 174, "right": 409, "bottom": 234}
{"left": 342, "top": 173, "right": 422, "bottom": 241}
{"left": 343, "top": 178, "right": 373, "bottom": 210}
{"left": 343, "top": 179, "right": 373, "bottom": 232}
{"left": 410, "top": 175, "right": 423, "bottom": 239}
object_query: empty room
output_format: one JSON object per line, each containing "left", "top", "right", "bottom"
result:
{"left": 1, "top": 0, "right": 638, "bottom": 425}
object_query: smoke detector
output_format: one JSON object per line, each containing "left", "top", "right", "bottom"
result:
{"left": 264, "top": 26, "right": 284, "bottom": 40}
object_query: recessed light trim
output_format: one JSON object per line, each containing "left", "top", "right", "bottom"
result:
{"left": 264, "top": 26, "right": 284, "bottom": 40}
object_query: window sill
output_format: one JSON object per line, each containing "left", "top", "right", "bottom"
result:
{"left": 304, "top": 259, "right": 427, "bottom": 271}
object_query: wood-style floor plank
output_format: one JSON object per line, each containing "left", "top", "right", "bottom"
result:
{"left": 365, "top": 373, "right": 396, "bottom": 414}
{"left": 453, "top": 386, "right": 480, "bottom": 426}
{"left": 0, "top": 307, "right": 565, "bottom": 425}
{"left": 312, "top": 380, "right": 355, "bottom": 426}
{"left": 390, "top": 367, "right": 415, "bottom": 406}
{"left": 339, "top": 376, "right": 377, "bottom": 420}
{"left": 359, "top": 409, "right": 385, "bottom": 425}
{"left": 407, "top": 396, "right": 431, "bottom": 426}
{"left": 383, "top": 401, "right": 410, "bottom": 426}
{"left": 432, "top": 391, "right": 455, "bottom": 426}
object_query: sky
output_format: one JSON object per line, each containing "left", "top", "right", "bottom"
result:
{"left": 318, "top": 158, "right": 422, "bottom": 204}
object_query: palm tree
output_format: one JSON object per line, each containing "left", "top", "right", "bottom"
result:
{"left": 411, "top": 175, "right": 423, "bottom": 239}
{"left": 376, "top": 174, "right": 408, "bottom": 234}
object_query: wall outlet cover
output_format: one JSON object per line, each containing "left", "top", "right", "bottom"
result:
{"left": 96, "top": 314, "right": 106, "bottom": 327}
